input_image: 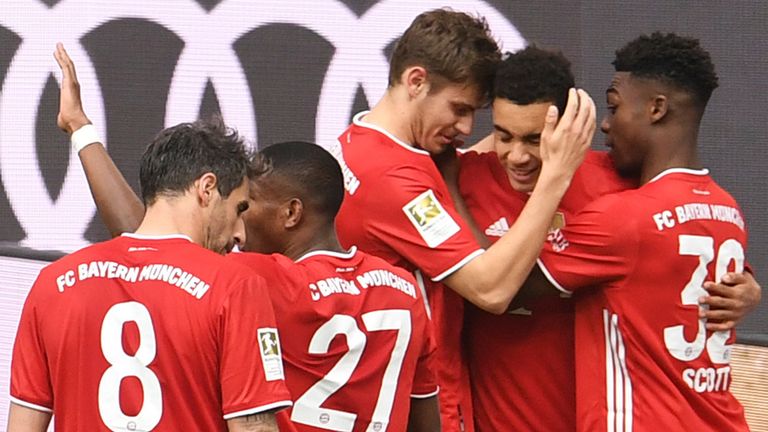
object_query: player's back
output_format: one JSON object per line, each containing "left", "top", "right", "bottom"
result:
{"left": 567, "top": 170, "right": 749, "bottom": 431}
{"left": 11, "top": 234, "right": 290, "bottom": 431}
{"left": 234, "top": 248, "right": 436, "bottom": 432}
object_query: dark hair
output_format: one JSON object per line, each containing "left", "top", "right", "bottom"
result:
{"left": 613, "top": 32, "right": 719, "bottom": 106}
{"left": 388, "top": 8, "right": 501, "bottom": 101}
{"left": 494, "top": 46, "right": 574, "bottom": 116}
{"left": 257, "top": 141, "right": 344, "bottom": 221}
{"left": 139, "top": 116, "right": 250, "bottom": 205}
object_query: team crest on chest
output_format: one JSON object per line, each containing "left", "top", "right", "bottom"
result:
{"left": 403, "top": 190, "right": 460, "bottom": 248}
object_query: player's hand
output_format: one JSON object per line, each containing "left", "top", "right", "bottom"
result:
{"left": 539, "top": 88, "right": 595, "bottom": 179}
{"left": 699, "top": 271, "right": 762, "bottom": 331}
{"left": 53, "top": 43, "right": 91, "bottom": 134}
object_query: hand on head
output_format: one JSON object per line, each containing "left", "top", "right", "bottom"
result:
{"left": 539, "top": 88, "right": 596, "bottom": 179}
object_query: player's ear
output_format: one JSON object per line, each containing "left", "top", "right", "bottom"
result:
{"left": 649, "top": 94, "right": 668, "bottom": 124}
{"left": 196, "top": 172, "right": 218, "bottom": 206}
{"left": 404, "top": 66, "right": 428, "bottom": 99}
{"left": 284, "top": 197, "right": 304, "bottom": 229}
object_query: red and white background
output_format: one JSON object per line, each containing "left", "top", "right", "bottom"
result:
{"left": 0, "top": 0, "right": 765, "bottom": 429}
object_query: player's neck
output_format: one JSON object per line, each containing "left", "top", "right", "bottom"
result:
{"left": 640, "top": 137, "right": 701, "bottom": 185}
{"left": 282, "top": 227, "right": 345, "bottom": 261}
{"left": 134, "top": 199, "right": 203, "bottom": 244}
{"left": 363, "top": 89, "right": 417, "bottom": 147}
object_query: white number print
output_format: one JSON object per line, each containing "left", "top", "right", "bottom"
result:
{"left": 98, "top": 302, "right": 163, "bottom": 431}
{"left": 664, "top": 235, "right": 744, "bottom": 363}
{"left": 291, "top": 310, "right": 412, "bottom": 432}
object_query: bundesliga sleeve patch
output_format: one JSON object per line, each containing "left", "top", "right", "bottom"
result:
{"left": 257, "top": 328, "right": 285, "bottom": 381}
{"left": 402, "top": 189, "right": 460, "bottom": 248}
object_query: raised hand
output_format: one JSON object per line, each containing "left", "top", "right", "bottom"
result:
{"left": 538, "top": 88, "right": 596, "bottom": 180}
{"left": 53, "top": 42, "right": 91, "bottom": 134}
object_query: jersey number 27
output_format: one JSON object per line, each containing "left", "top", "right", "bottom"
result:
{"left": 291, "top": 310, "right": 411, "bottom": 432}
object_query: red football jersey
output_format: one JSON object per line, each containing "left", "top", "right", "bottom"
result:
{"left": 538, "top": 169, "right": 750, "bottom": 431}
{"left": 333, "top": 112, "right": 483, "bottom": 432}
{"left": 459, "top": 150, "right": 633, "bottom": 431}
{"left": 10, "top": 234, "right": 292, "bottom": 432}
{"left": 231, "top": 247, "right": 437, "bottom": 432}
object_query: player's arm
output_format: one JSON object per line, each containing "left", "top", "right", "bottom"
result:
{"left": 444, "top": 89, "right": 595, "bottom": 314}
{"left": 7, "top": 403, "right": 52, "bottom": 432}
{"left": 407, "top": 396, "right": 440, "bottom": 432}
{"left": 54, "top": 43, "right": 144, "bottom": 236}
{"left": 700, "top": 271, "right": 762, "bottom": 331}
{"left": 432, "top": 148, "right": 491, "bottom": 248}
{"left": 226, "top": 411, "right": 279, "bottom": 432}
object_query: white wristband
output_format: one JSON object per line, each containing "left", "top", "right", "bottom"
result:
{"left": 70, "top": 124, "right": 101, "bottom": 153}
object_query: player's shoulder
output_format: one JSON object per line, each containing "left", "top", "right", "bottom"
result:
{"left": 38, "top": 237, "right": 121, "bottom": 277}
{"left": 458, "top": 149, "right": 501, "bottom": 175}
{"left": 356, "top": 249, "right": 417, "bottom": 282}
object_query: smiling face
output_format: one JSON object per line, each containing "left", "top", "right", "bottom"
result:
{"left": 601, "top": 72, "right": 651, "bottom": 179}
{"left": 412, "top": 81, "right": 483, "bottom": 154}
{"left": 491, "top": 98, "right": 552, "bottom": 193}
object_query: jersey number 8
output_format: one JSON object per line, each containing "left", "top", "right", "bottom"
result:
{"left": 98, "top": 301, "right": 162, "bottom": 431}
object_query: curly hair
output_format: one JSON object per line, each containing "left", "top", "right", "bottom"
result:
{"left": 494, "top": 46, "right": 574, "bottom": 115}
{"left": 388, "top": 8, "right": 501, "bottom": 101}
{"left": 613, "top": 32, "right": 718, "bottom": 106}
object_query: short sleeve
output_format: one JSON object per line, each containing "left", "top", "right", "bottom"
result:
{"left": 366, "top": 166, "right": 483, "bottom": 281}
{"left": 537, "top": 194, "right": 639, "bottom": 293}
{"left": 410, "top": 320, "right": 439, "bottom": 398}
{"left": 10, "top": 276, "right": 54, "bottom": 413}
{"left": 219, "top": 271, "right": 292, "bottom": 419}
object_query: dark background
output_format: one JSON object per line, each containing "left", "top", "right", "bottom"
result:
{"left": 0, "top": 0, "right": 765, "bottom": 335}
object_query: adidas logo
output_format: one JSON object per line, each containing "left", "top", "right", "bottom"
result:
{"left": 485, "top": 217, "right": 510, "bottom": 237}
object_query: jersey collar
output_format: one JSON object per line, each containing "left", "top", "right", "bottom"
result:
{"left": 121, "top": 233, "right": 194, "bottom": 243}
{"left": 352, "top": 111, "right": 431, "bottom": 156}
{"left": 648, "top": 167, "right": 709, "bottom": 183}
{"left": 296, "top": 246, "right": 358, "bottom": 263}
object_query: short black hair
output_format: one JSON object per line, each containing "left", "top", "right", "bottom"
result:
{"left": 494, "top": 46, "right": 574, "bottom": 115}
{"left": 139, "top": 116, "right": 250, "bottom": 205}
{"left": 613, "top": 32, "right": 719, "bottom": 106}
{"left": 257, "top": 141, "right": 344, "bottom": 221}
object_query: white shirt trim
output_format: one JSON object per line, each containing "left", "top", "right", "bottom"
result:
{"left": 431, "top": 249, "right": 484, "bottom": 282}
{"left": 222, "top": 400, "right": 293, "bottom": 420}
{"left": 295, "top": 246, "right": 358, "bottom": 263}
{"left": 352, "top": 111, "right": 430, "bottom": 156}
{"left": 411, "top": 387, "right": 440, "bottom": 399}
{"left": 9, "top": 396, "right": 53, "bottom": 413}
{"left": 536, "top": 258, "right": 572, "bottom": 295}
{"left": 648, "top": 167, "right": 709, "bottom": 183}
{"left": 121, "top": 232, "right": 194, "bottom": 242}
